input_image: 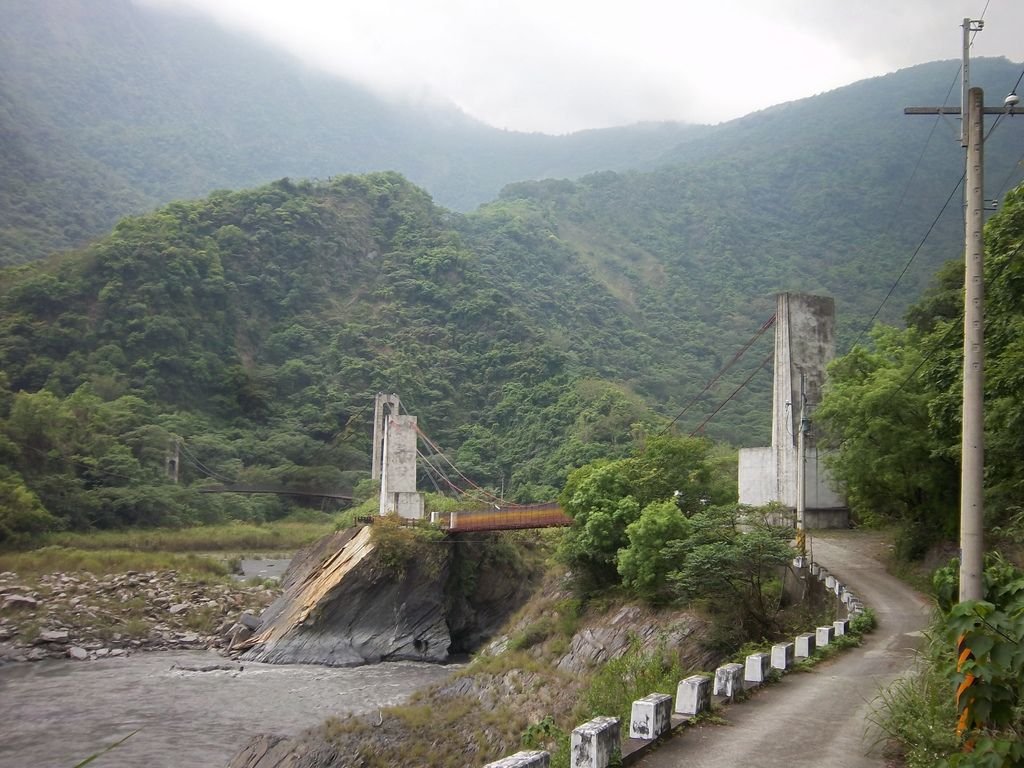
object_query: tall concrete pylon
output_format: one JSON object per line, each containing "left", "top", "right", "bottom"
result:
{"left": 738, "top": 293, "right": 847, "bottom": 526}
{"left": 371, "top": 393, "right": 425, "bottom": 520}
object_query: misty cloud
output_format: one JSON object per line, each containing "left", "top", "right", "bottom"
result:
{"left": 136, "top": 0, "right": 1024, "bottom": 134}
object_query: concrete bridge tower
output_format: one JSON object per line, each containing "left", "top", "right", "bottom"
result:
{"left": 738, "top": 293, "right": 847, "bottom": 526}
{"left": 371, "top": 393, "right": 425, "bottom": 520}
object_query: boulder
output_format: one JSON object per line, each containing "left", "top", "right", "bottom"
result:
{"left": 3, "top": 594, "right": 38, "bottom": 610}
{"left": 36, "top": 629, "right": 69, "bottom": 644}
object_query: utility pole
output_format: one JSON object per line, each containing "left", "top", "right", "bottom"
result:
{"left": 960, "top": 86, "right": 986, "bottom": 602}
{"left": 904, "top": 18, "right": 1010, "bottom": 602}
{"left": 795, "top": 373, "right": 807, "bottom": 556}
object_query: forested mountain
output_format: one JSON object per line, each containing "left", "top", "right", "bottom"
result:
{"left": 491, "top": 57, "right": 1024, "bottom": 347}
{"left": 3, "top": 0, "right": 1024, "bottom": 541}
{"left": 0, "top": 0, "right": 703, "bottom": 264}
{"left": 0, "top": 174, "right": 677, "bottom": 537}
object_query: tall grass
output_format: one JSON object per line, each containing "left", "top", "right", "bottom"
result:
{"left": 38, "top": 519, "right": 335, "bottom": 553}
{"left": 0, "top": 547, "right": 231, "bottom": 577}
{"left": 870, "top": 632, "right": 960, "bottom": 767}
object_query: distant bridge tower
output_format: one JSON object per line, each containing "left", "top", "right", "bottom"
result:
{"left": 371, "top": 393, "right": 425, "bottom": 520}
{"left": 738, "top": 293, "right": 847, "bottom": 527}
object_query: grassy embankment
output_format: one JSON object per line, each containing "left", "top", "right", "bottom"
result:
{"left": 0, "top": 516, "right": 339, "bottom": 577}
{"left": 0, "top": 517, "right": 334, "bottom": 646}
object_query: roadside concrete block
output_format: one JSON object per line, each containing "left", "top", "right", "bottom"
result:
{"left": 744, "top": 652, "right": 771, "bottom": 686}
{"left": 834, "top": 581, "right": 843, "bottom": 596}
{"left": 713, "top": 662, "right": 745, "bottom": 699}
{"left": 834, "top": 619, "right": 850, "bottom": 636}
{"left": 817, "top": 568, "right": 829, "bottom": 582}
{"left": 816, "top": 626, "right": 835, "bottom": 646}
{"left": 825, "top": 575, "right": 837, "bottom": 590}
{"left": 675, "top": 675, "right": 711, "bottom": 716}
{"left": 629, "top": 693, "right": 672, "bottom": 739}
{"left": 841, "top": 589, "right": 854, "bottom": 605}
{"left": 771, "top": 642, "right": 794, "bottom": 670}
{"left": 570, "top": 717, "right": 619, "bottom": 768}
{"left": 792, "top": 555, "right": 807, "bottom": 569}
{"left": 795, "top": 632, "right": 816, "bottom": 658}
{"left": 484, "top": 751, "right": 550, "bottom": 768}
{"left": 809, "top": 563, "right": 821, "bottom": 577}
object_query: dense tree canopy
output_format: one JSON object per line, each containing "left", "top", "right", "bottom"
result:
{"left": 0, "top": 174, "right": 675, "bottom": 535}
{"left": 558, "top": 435, "right": 732, "bottom": 589}
{"left": 817, "top": 183, "right": 1024, "bottom": 557}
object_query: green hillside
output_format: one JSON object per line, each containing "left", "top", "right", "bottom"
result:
{"left": 0, "top": 174, "right": 678, "bottom": 538}
{"left": 0, "top": 0, "right": 702, "bottom": 264}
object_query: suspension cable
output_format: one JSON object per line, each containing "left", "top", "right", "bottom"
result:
{"left": 657, "top": 313, "right": 776, "bottom": 435}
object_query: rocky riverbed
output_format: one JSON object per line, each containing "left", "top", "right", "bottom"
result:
{"left": 0, "top": 569, "right": 278, "bottom": 663}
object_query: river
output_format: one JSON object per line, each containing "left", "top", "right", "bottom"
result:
{"left": 0, "top": 651, "right": 456, "bottom": 768}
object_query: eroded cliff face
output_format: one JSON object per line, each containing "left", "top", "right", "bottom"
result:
{"left": 232, "top": 525, "right": 542, "bottom": 668}
{"left": 234, "top": 526, "right": 452, "bottom": 666}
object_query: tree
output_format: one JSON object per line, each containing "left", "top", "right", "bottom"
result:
{"left": 815, "top": 325, "right": 958, "bottom": 558}
{"left": 0, "top": 467, "right": 58, "bottom": 543}
{"left": 617, "top": 500, "right": 690, "bottom": 601}
{"left": 558, "top": 436, "right": 717, "bottom": 590}
{"left": 666, "top": 504, "right": 795, "bottom": 639}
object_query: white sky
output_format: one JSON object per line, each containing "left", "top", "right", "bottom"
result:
{"left": 139, "top": 0, "right": 1024, "bottom": 134}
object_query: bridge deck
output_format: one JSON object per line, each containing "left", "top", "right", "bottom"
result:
{"left": 441, "top": 503, "right": 572, "bottom": 532}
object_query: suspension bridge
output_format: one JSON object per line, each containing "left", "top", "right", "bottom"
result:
{"left": 182, "top": 296, "right": 829, "bottom": 534}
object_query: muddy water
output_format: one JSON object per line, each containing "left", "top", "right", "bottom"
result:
{"left": 0, "top": 651, "right": 456, "bottom": 768}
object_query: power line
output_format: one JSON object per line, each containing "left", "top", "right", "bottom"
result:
{"left": 994, "top": 149, "right": 1024, "bottom": 200}
{"left": 844, "top": 39, "right": 1013, "bottom": 355}
{"left": 895, "top": 236, "right": 1024, "bottom": 394}
{"left": 19, "top": 443, "right": 140, "bottom": 483}
{"left": 846, "top": 171, "right": 966, "bottom": 353}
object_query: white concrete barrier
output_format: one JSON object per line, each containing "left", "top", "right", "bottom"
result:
{"left": 792, "top": 555, "right": 807, "bottom": 569}
{"left": 833, "top": 581, "right": 843, "bottom": 596}
{"left": 770, "top": 642, "right": 794, "bottom": 670}
{"left": 817, "top": 568, "right": 829, "bottom": 582}
{"left": 675, "top": 675, "right": 711, "bottom": 716}
{"left": 833, "top": 619, "right": 850, "bottom": 636}
{"left": 570, "top": 716, "right": 619, "bottom": 768}
{"left": 809, "top": 563, "right": 821, "bottom": 577}
{"left": 484, "top": 750, "right": 550, "bottom": 767}
{"left": 816, "top": 625, "right": 835, "bottom": 646}
{"left": 795, "top": 632, "right": 816, "bottom": 658}
{"left": 630, "top": 693, "right": 672, "bottom": 739}
{"left": 824, "top": 575, "right": 837, "bottom": 590}
{"left": 744, "top": 652, "right": 771, "bottom": 686}
{"left": 713, "top": 662, "right": 745, "bottom": 699}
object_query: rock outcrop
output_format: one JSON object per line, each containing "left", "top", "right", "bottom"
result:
{"left": 235, "top": 526, "right": 433, "bottom": 665}
{"left": 233, "top": 524, "right": 542, "bottom": 668}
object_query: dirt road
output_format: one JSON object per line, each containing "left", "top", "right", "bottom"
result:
{"left": 633, "top": 532, "right": 932, "bottom": 768}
